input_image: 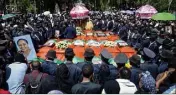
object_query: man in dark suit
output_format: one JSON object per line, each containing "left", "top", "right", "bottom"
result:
{"left": 140, "top": 48, "right": 158, "bottom": 79}
{"left": 71, "top": 64, "right": 102, "bottom": 94}
{"left": 148, "top": 32, "right": 159, "bottom": 54}
{"left": 107, "top": 18, "right": 114, "bottom": 31}
{"left": 76, "top": 48, "right": 95, "bottom": 69}
{"left": 62, "top": 23, "right": 76, "bottom": 39}
{"left": 64, "top": 48, "right": 82, "bottom": 85}
{"left": 93, "top": 49, "right": 118, "bottom": 85}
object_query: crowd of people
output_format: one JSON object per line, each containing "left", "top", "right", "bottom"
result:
{"left": 0, "top": 10, "right": 176, "bottom": 94}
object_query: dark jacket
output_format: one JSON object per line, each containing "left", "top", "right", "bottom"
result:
{"left": 148, "top": 41, "right": 159, "bottom": 54}
{"left": 38, "top": 75, "right": 59, "bottom": 94}
{"left": 93, "top": 62, "right": 118, "bottom": 85}
{"left": 130, "top": 67, "right": 142, "bottom": 89}
{"left": 140, "top": 61, "right": 158, "bottom": 79}
{"left": 65, "top": 62, "right": 82, "bottom": 85}
{"left": 71, "top": 82, "right": 102, "bottom": 94}
{"left": 158, "top": 61, "right": 168, "bottom": 74}
{"left": 41, "top": 60, "right": 57, "bottom": 76}
{"left": 107, "top": 21, "right": 114, "bottom": 31}
{"left": 63, "top": 26, "right": 76, "bottom": 39}
{"left": 76, "top": 61, "right": 92, "bottom": 70}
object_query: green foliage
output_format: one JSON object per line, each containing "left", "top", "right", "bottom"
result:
{"left": 17, "top": 0, "right": 30, "bottom": 13}
{"left": 8, "top": 0, "right": 176, "bottom": 13}
{"left": 26, "top": 4, "right": 36, "bottom": 13}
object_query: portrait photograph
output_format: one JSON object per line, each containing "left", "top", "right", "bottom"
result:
{"left": 13, "top": 35, "right": 37, "bottom": 61}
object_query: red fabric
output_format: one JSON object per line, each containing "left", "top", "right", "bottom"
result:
{"left": 0, "top": 89, "right": 11, "bottom": 94}
{"left": 37, "top": 31, "right": 136, "bottom": 60}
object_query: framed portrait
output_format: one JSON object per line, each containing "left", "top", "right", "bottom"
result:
{"left": 13, "top": 35, "right": 37, "bottom": 62}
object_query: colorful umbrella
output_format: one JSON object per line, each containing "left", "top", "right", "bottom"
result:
{"left": 70, "top": 5, "right": 89, "bottom": 19}
{"left": 0, "top": 14, "right": 16, "bottom": 20}
{"left": 136, "top": 4, "right": 157, "bottom": 19}
{"left": 152, "top": 12, "right": 176, "bottom": 20}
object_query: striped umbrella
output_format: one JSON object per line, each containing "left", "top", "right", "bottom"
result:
{"left": 70, "top": 5, "right": 89, "bottom": 19}
{"left": 136, "top": 4, "right": 157, "bottom": 19}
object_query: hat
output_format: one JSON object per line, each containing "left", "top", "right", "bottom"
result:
{"left": 100, "top": 49, "right": 112, "bottom": 59}
{"left": 160, "top": 50, "right": 173, "bottom": 59}
{"left": 141, "top": 48, "right": 156, "bottom": 59}
{"left": 163, "top": 38, "right": 174, "bottom": 49}
{"left": 46, "top": 50, "right": 57, "bottom": 59}
{"left": 65, "top": 48, "right": 75, "bottom": 56}
{"left": 84, "top": 48, "right": 95, "bottom": 57}
{"left": 114, "top": 53, "right": 128, "bottom": 64}
{"left": 129, "top": 54, "right": 140, "bottom": 65}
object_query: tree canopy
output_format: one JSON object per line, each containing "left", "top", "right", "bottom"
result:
{"left": 1, "top": 0, "right": 176, "bottom": 13}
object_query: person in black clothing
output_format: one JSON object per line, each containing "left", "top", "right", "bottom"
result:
{"left": 77, "top": 48, "right": 95, "bottom": 69}
{"left": 98, "top": 64, "right": 111, "bottom": 86}
{"left": 37, "top": 75, "right": 58, "bottom": 94}
{"left": 64, "top": 48, "right": 82, "bottom": 85}
{"left": 103, "top": 80, "right": 120, "bottom": 94}
{"left": 129, "top": 54, "right": 142, "bottom": 89}
{"left": 140, "top": 48, "right": 158, "bottom": 79}
{"left": 41, "top": 50, "right": 57, "bottom": 76}
{"left": 94, "top": 49, "right": 118, "bottom": 85}
{"left": 55, "top": 64, "right": 73, "bottom": 94}
{"left": 71, "top": 64, "right": 102, "bottom": 94}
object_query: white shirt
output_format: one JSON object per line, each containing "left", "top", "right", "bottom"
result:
{"left": 116, "top": 79, "right": 137, "bottom": 94}
{"left": 6, "top": 62, "right": 27, "bottom": 94}
{"left": 102, "top": 79, "right": 137, "bottom": 94}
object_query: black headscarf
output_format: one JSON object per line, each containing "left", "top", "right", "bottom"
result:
{"left": 56, "top": 64, "right": 72, "bottom": 94}
{"left": 104, "top": 80, "right": 120, "bottom": 94}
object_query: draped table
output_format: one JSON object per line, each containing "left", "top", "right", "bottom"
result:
{"left": 37, "top": 31, "right": 136, "bottom": 63}
{"left": 37, "top": 31, "right": 136, "bottom": 61}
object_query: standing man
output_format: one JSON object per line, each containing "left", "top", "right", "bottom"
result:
{"left": 62, "top": 23, "right": 77, "bottom": 39}
{"left": 6, "top": 53, "right": 28, "bottom": 94}
{"left": 72, "top": 64, "right": 102, "bottom": 94}
{"left": 77, "top": 48, "right": 95, "bottom": 69}
{"left": 64, "top": 48, "right": 82, "bottom": 85}
{"left": 140, "top": 48, "right": 158, "bottom": 79}
{"left": 41, "top": 50, "right": 57, "bottom": 76}
{"left": 23, "top": 59, "right": 48, "bottom": 94}
{"left": 94, "top": 49, "right": 118, "bottom": 84}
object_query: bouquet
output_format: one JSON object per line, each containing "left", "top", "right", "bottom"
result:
{"left": 55, "top": 40, "right": 72, "bottom": 49}
{"left": 103, "top": 41, "right": 117, "bottom": 47}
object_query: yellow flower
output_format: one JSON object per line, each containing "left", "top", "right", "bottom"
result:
{"left": 125, "top": 62, "right": 132, "bottom": 69}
